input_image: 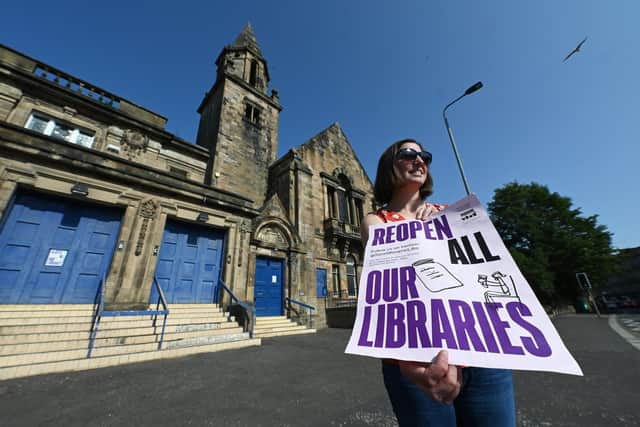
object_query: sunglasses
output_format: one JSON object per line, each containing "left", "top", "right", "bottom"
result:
{"left": 395, "top": 148, "right": 432, "bottom": 165}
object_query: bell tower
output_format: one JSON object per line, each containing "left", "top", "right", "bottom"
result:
{"left": 196, "top": 23, "right": 282, "bottom": 208}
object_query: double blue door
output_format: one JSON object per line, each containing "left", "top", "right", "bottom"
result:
{"left": 0, "top": 191, "right": 122, "bottom": 304}
{"left": 254, "top": 257, "right": 283, "bottom": 316}
{"left": 151, "top": 219, "right": 225, "bottom": 304}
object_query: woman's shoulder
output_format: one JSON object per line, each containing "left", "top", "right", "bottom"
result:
{"left": 364, "top": 211, "right": 385, "bottom": 225}
{"left": 367, "top": 208, "right": 407, "bottom": 223}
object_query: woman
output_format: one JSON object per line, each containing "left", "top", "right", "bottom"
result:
{"left": 361, "top": 139, "right": 516, "bottom": 427}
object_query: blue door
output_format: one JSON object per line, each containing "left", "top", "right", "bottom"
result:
{"left": 316, "top": 268, "right": 327, "bottom": 298}
{"left": 0, "top": 191, "right": 122, "bottom": 304}
{"left": 151, "top": 219, "right": 225, "bottom": 304}
{"left": 254, "top": 257, "right": 283, "bottom": 316}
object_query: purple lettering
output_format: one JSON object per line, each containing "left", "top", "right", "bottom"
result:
{"left": 399, "top": 266, "right": 420, "bottom": 300}
{"left": 365, "top": 270, "right": 381, "bottom": 304}
{"left": 434, "top": 215, "right": 453, "bottom": 239}
{"left": 407, "top": 300, "right": 431, "bottom": 348}
{"left": 375, "top": 304, "right": 386, "bottom": 347}
{"left": 396, "top": 223, "right": 408, "bottom": 241}
{"left": 472, "top": 302, "right": 500, "bottom": 353}
{"left": 431, "top": 299, "right": 458, "bottom": 349}
{"left": 372, "top": 228, "right": 385, "bottom": 246}
{"left": 485, "top": 303, "right": 524, "bottom": 355}
{"left": 449, "top": 300, "right": 486, "bottom": 352}
{"left": 386, "top": 303, "right": 406, "bottom": 348}
{"left": 506, "top": 302, "right": 552, "bottom": 357}
{"left": 423, "top": 220, "right": 436, "bottom": 240}
{"left": 382, "top": 268, "right": 399, "bottom": 302}
{"left": 385, "top": 225, "right": 396, "bottom": 244}
{"left": 409, "top": 221, "right": 422, "bottom": 239}
{"left": 358, "top": 306, "right": 373, "bottom": 347}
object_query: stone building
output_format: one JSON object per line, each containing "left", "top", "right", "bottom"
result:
{"left": 0, "top": 24, "right": 374, "bottom": 333}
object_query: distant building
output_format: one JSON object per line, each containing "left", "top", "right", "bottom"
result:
{"left": 0, "top": 24, "right": 374, "bottom": 328}
{"left": 605, "top": 246, "right": 640, "bottom": 295}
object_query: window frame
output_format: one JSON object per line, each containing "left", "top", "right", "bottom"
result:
{"left": 243, "top": 101, "right": 262, "bottom": 127}
{"left": 25, "top": 113, "right": 95, "bottom": 148}
{"left": 332, "top": 264, "right": 341, "bottom": 296}
{"left": 346, "top": 255, "right": 358, "bottom": 297}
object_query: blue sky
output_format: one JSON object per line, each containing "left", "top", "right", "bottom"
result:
{"left": 3, "top": 1, "right": 638, "bottom": 249}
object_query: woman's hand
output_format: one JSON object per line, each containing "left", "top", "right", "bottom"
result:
{"left": 415, "top": 202, "right": 440, "bottom": 221}
{"left": 398, "top": 350, "right": 462, "bottom": 404}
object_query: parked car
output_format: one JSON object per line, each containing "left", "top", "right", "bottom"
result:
{"left": 619, "top": 295, "right": 640, "bottom": 309}
{"left": 595, "top": 295, "right": 619, "bottom": 312}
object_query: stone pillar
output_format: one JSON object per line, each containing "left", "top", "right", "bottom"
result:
{"left": 108, "top": 198, "right": 163, "bottom": 310}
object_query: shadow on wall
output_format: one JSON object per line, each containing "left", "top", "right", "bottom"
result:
{"left": 326, "top": 306, "right": 356, "bottom": 328}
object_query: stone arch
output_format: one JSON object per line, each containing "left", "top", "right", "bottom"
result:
{"left": 253, "top": 216, "right": 299, "bottom": 249}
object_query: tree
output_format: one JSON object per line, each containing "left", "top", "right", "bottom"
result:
{"left": 487, "top": 182, "right": 618, "bottom": 306}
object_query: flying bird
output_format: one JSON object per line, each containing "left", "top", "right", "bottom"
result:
{"left": 563, "top": 37, "right": 588, "bottom": 62}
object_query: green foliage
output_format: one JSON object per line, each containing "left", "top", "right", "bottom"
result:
{"left": 488, "top": 182, "right": 618, "bottom": 306}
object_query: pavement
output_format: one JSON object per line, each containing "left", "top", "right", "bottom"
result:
{"left": 1, "top": 314, "right": 639, "bottom": 426}
{"left": 514, "top": 314, "right": 640, "bottom": 426}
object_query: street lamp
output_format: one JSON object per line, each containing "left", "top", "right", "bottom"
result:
{"left": 442, "top": 81, "right": 483, "bottom": 195}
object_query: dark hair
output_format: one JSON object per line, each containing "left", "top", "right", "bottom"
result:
{"left": 373, "top": 138, "right": 434, "bottom": 206}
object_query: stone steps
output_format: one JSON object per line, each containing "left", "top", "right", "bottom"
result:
{"left": 0, "top": 338, "right": 261, "bottom": 381}
{"left": 0, "top": 304, "right": 260, "bottom": 380}
{"left": 253, "top": 316, "right": 316, "bottom": 338}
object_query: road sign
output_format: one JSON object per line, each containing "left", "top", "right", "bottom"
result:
{"left": 576, "top": 272, "right": 592, "bottom": 290}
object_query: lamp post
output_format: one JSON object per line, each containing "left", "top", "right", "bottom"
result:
{"left": 442, "top": 81, "right": 483, "bottom": 195}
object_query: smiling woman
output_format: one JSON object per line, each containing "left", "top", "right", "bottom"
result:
{"left": 361, "top": 138, "right": 516, "bottom": 427}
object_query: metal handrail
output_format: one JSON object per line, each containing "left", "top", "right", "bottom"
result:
{"left": 87, "top": 276, "right": 169, "bottom": 358}
{"left": 218, "top": 279, "right": 256, "bottom": 338}
{"left": 285, "top": 297, "right": 316, "bottom": 329}
{"left": 87, "top": 274, "right": 107, "bottom": 358}
{"left": 150, "top": 277, "right": 169, "bottom": 349}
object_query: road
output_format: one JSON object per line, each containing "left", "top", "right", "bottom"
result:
{"left": 514, "top": 314, "right": 640, "bottom": 426}
{"left": 0, "top": 314, "right": 638, "bottom": 426}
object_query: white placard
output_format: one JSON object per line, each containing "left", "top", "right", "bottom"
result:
{"left": 272, "top": 275, "right": 277, "bottom": 283}
{"left": 345, "top": 195, "right": 582, "bottom": 376}
{"left": 45, "top": 249, "right": 68, "bottom": 267}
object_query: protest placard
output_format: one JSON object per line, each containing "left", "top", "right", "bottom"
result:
{"left": 345, "top": 195, "right": 583, "bottom": 376}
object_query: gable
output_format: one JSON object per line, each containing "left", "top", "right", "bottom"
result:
{"left": 297, "top": 122, "right": 373, "bottom": 192}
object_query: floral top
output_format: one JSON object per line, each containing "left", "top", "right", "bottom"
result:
{"left": 375, "top": 202, "right": 448, "bottom": 222}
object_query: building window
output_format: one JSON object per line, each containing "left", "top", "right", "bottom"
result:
{"left": 244, "top": 103, "right": 261, "bottom": 126}
{"left": 249, "top": 60, "right": 258, "bottom": 87}
{"left": 325, "top": 178, "right": 364, "bottom": 226}
{"left": 327, "top": 186, "right": 336, "bottom": 218}
{"left": 346, "top": 256, "right": 357, "bottom": 297}
{"left": 337, "top": 188, "right": 349, "bottom": 223}
{"left": 332, "top": 264, "right": 340, "bottom": 296}
{"left": 25, "top": 114, "right": 94, "bottom": 148}
{"left": 354, "top": 199, "right": 363, "bottom": 226}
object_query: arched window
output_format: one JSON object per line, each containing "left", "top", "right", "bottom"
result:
{"left": 249, "top": 60, "right": 258, "bottom": 87}
{"left": 346, "top": 255, "right": 357, "bottom": 297}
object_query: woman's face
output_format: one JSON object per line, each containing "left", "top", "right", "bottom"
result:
{"left": 393, "top": 141, "right": 429, "bottom": 189}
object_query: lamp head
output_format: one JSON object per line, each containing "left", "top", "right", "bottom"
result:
{"left": 464, "top": 81, "right": 483, "bottom": 96}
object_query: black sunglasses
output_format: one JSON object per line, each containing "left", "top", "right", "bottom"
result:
{"left": 395, "top": 148, "right": 432, "bottom": 165}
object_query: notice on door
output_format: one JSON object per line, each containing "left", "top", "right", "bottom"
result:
{"left": 45, "top": 249, "right": 68, "bottom": 267}
{"left": 272, "top": 275, "right": 277, "bottom": 283}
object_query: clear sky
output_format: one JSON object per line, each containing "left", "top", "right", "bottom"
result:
{"left": 3, "top": 0, "right": 638, "bottom": 249}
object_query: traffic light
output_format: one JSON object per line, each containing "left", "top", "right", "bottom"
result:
{"left": 576, "top": 272, "right": 592, "bottom": 290}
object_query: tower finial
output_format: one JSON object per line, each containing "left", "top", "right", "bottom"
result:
{"left": 231, "top": 23, "right": 263, "bottom": 57}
